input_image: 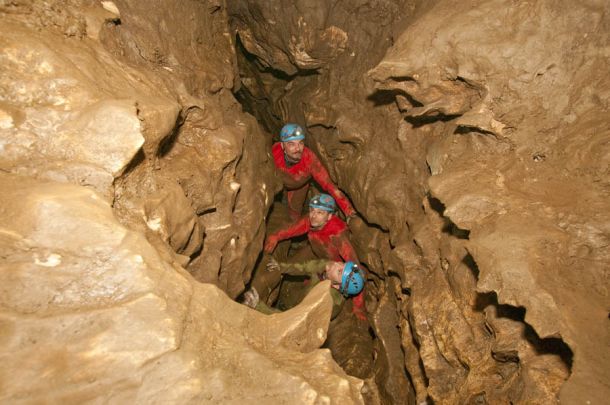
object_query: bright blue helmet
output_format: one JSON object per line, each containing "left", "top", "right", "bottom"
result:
{"left": 280, "top": 123, "right": 305, "bottom": 142}
{"left": 309, "top": 194, "right": 336, "bottom": 212}
{"left": 340, "top": 262, "right": 364, "bottom": 297}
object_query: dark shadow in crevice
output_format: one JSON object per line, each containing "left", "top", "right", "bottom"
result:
{"left": 106, "top": 17, "right": 121, "bottom": 26}
{"left": 157, "top": 117, "right": 181, "bottom": 158}
{"left": 454, "top": 125, "right": 497, "bottom": 136}
{"left": 473, "top": 291, "right": 496, "bottom": 312}
{"left": 524, "top": 324, "right": 574, "bottom": 370}
{"left": 405, "top": 113, "right": 459, "bottom": 128}
{"left": 118, "top": 148, "right": 145, "bottom": 179}
{"left": 198, "top": 207, "right": 217, "bottom": 216}
{"left": 427, "top": 195, "right": 470, "bottom": 239}
{"left": 232, "top": 71, "right": 279, "bottom": 129}
{"left": 366, "top": 89, "right": 399, "bottom": 106}
{"left": 462, "top": 252, "right": 480, "bottom": 279}
{"left": 444, "top": 218, "right": 470, "bottom": 239}
{"left": 389, "top": 75, "right": 418, "bottom": 82}
{"left": 474, "top": 289, "right": 574, "bottom": 371}
{"left": 427, "top": 195, "right": 445, "bottom": 215}
{"left": 496, "top": 301, "right": 526, "bottom": 322}
{"left": 157, "top": 106, "right": 202, "bottom": 158}
{"left": 232, "top": 35, "right": 299, "bottom": 135}
{"left": 368, "top": 326, "right": 377, "bottom": 339}
{"left": 366, "top": 88, "right": 424, "bottom": 108}
{"left": 236, "top": 34, "right": 320, "bottom": 81}
{"left": 236, "top": 35, "right": 296, "bottom": 81}
{"left": 356, "top": 214, "right": 388, "bottom": 234}
{"left": 387, "top": 270, "right": 412, "bottom": 296}
{"left": 186, "top": 237, "right": 204, "bottom": 264}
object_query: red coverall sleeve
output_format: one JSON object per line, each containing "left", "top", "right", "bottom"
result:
{"left": 269, "top": 217, "right": 309, "bottom": 243}
{"left": 308, "top": 155, "right": 356, "bottom": 217}
{"left": 334, "top": 231, "right": 359, "bottom": 263}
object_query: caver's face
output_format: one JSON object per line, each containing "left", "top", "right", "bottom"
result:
{"left": 281, "top": 140, "right": 304, "bottom": 162}
{"left": 309, "top": 207, "right": 331, "bottom": 228}
{"left": 325, "top": 262, "right": 344, "bottom": 290}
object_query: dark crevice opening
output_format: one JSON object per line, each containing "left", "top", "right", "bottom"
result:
{"left": 463, "top": 253, "right": 479, "bottom": 279}
{"left": 475, "top": 290, "right": 574, "bottom": 372}
{"left": 232, "top": 34, "right": 319, "bottom": 136}
{"left": 405, "top": 113, "right": 460, "bottom": 128}
{"left": 157, "top": 108, "right": 189, "bottom": 158}
{"left": 427, "top": 195, "right": 470, "bottom": 239}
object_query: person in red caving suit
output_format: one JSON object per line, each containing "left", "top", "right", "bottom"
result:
{"left": 272, "top": 123, "right": 356, "bottom": 221}
{"left": 263, "top": 194, "right": 367, "bottom": 321}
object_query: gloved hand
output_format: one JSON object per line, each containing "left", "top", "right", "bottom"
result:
{"left": 264, "top": 235, "right": 279, "bottom": 253}
{"left": 242, "top": 287, "right": 259, "bottom": 309}
{"left": 266, "top": 257, "right": 280, "bottom": 272}
{"left": 347, "top": 214, "right": 365, "bottom": 231}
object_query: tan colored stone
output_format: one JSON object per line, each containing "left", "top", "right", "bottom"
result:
{"left": 0, "top": 173, "right": 363, "bottom": 404}
{"left": 230, "top": 0, "right": 608, "bottom": 402}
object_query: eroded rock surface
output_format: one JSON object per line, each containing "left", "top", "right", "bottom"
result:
{"left": 229, "top": 0, "right": 609, "bottom": 403}
{"left": 2, "top": 0, "right": 608, "bottom": 403}
{"left": 1, "top": 0, "right": 363, "bottom": 403}
{"left": 1, "top": 0, "right": 281, "bottom": 294}
{"left": 0, "top": 173, "right": 363, "bottom": 403}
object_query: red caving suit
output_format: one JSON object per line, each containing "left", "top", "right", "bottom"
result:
{"left": 272, "top": 142, "right": 356, "bottom": 219}
{"left": 268, "top": 215, "right": 366, "bottom": 320}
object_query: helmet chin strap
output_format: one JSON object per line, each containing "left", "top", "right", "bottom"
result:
{"left": 341, "top": 265, "right": 361, "bottom": 296}
{"left": 284, "top": 152, "right": 300, "bottom": 165}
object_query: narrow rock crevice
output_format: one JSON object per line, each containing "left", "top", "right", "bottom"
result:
{"left": 1, "top": 1, "right": 607, "bottom": 404}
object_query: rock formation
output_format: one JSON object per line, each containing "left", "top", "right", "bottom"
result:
{"left": 229, "top": 0, "right": 609, "bottom": 403}
{"left": 1, "top": 0, "right": 608, "bottom": 404}
{"left": 0, "top": 173, "right": 363, "bottom": 403}
{"left": 1, "top": 0, "right": 362, "bottom": 403}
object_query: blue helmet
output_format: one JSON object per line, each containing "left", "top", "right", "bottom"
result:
{"left": 309, "top": 194, "right": 336, "bottom": 212}
{"left": 340, "top": 262, "right": 364, "bottom": 297}
{"left": 280, "top": 123, "right": 305, "bottom": 142}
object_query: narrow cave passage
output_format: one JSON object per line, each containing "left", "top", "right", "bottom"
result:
{"left": 232, "top": 28, "right": 392, "bottom": 401}
{"left": 1, "top": 1, "right": 607, "bottom": 404}
{"left": 226, "top": 2, "right": 584, "bottom": 404}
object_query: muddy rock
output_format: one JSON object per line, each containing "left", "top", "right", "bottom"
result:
{"left": 2, "top": 0, "right": 609, "bottom": 403}
{"left": 369, "top": 1, "right": 609, "bottom": 402}
{"left": 230, "top": 0, "right": 609, "bottom": 403}
{"left": 0, "top": 1, "right": 360, "bottom": 403}
{"left": 0, "top": 17, "right": 160, "bottom": 200}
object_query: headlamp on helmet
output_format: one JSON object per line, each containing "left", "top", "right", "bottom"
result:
{"left": 309, "top": 194, "right": 336, "bottom": 213}
{"left": 280, "top": 123, "right": 305, "bottom": 142}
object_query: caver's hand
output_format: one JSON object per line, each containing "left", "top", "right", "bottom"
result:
{"left": 266, "top": 257, "right": 280, "bottom": 272}
{"left": 347, "top": 214, "right": 366, "bottom": 232}
{"left": 242, "top": 287, "right": 259, "bottom": 309}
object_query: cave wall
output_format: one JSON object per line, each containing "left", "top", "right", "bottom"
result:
{"left": 228, "top": 0, "right": 609, "bottom": 403}
{"left": 0, "top": 0, "right": 366, "bottom": 402}
{"left": 1, "top": 0, "right": 279, "bottom": 295}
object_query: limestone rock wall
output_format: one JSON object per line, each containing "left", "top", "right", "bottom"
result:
{"left": 0, "top": 0, "right": 364, "bottom": 402}
{"left": 1, "top": 0, "right": 281, "bottom": 295}
{"left": 228, "top": 0, "right": 609, "bottom": 403}
{"left": 0, "top": 173, "right": 363, "bottom": 403}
